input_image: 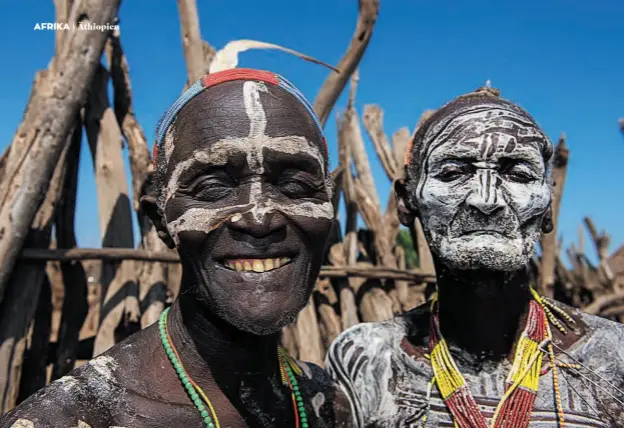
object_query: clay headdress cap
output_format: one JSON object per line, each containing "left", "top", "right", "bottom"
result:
{"left": 153, "top": 68, "right": 328, "bottom": 174}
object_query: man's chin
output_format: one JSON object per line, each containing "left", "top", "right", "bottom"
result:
{"left": 436, "top": 235, "right": 534, "bottom": 271}
{"left": 217, "top": 302, "right": 304, "bottom": 336}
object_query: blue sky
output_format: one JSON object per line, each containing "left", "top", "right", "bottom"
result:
{"left": 1, "top": 1, "right": 623, "bottom": 261}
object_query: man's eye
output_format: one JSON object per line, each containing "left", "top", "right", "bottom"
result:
{"left": 500, "top": 161, "right": 538, "bottom": 183}
{"left": 435, "top": 165, "right": 470, "bottom": 182}
{"left": 504, "top": 167, "right": 537, "bottom": 183}
{"left": 277, "top": 179, "right": 315, "bottom": 198}
{"left": 189, "top": 176, "right": 234, "bottom": 201}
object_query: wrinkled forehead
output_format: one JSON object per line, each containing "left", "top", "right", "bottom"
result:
{"left": 422, "top": 103, "right": 549, "bottom": 164}
{"left": 166, "top": 80, "right": 326, "bottom": 169}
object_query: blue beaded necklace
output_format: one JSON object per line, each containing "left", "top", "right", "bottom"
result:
{"left": 159, "top": 307, "right": 308, "bottom": 428}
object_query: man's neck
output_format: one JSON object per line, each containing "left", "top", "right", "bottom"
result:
{"left": 166, "top": 287, "right": 281, "bottom": 395}
{"left": 434, "top": 260, "right": 532, "bottom": 362}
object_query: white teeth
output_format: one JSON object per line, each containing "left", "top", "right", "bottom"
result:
{"left": 224, "top": 257, "right": 291, "bottom": 272}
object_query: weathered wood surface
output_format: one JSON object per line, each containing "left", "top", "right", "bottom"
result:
{"left": 51, "top": 118, "right": 89, "bottom": 381}
{"left": 0, "top": 130, "right": 72, "bottom": 413}
{"left": 107, "top": 29, "right": 169, "bottom": 328}
{"left": 85, "top": 65, "right": 139, "bottom": 356}
{"left": 539, "top": 134, "right": 569, "bottom": 297}
{"left": 313, "top": 0, "right": 380, "bottom": 127}
{"left": 0, "top": 0, "right": 122, "bottom": 304}
{"left": 177, "top": 0, "right": 205, "bottom": 84}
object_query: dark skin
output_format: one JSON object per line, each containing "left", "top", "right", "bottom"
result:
{"left": 0, "top": 81, "right": 352, "bottom": 428}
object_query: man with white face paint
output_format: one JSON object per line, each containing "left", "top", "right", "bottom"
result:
{"left": 326, "top": 86, "right": 624, "bottom": 427}
{"left": 1, "top": 69, "right": 353, "bottom": 428}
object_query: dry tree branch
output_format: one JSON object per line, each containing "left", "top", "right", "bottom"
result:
{"left": 584, "top": 290, "right": 624, "bottom": 315}
{"left": 18, "top": 248, "right": 437, "bottom": 282}
{"left": 363, "top": 105, "right": 399, "bottom": 181}
{"left": 0, "top": 0, "right": 121, "bottom": 303}
{"left": 539, "top": 133, "right": 569, "bottom": 297}
{"left": 107, "top": 29, "right": 153, "bottom": 213}
{"left": 107, "top": 29, "right": 170, "bottom": 328}
{"left": 584, "top": 216, "right": 614, "bottom": 284}
{"left": 313, "top": 0, "right": 380, "bottom": 127}
{"left": 343, "top": 73, "right": 380, "bottom": 212}
{"left": 177, "top": 0, "right": 205, "bottom": 83}
{"left": 391, "top": 127, "right": 411, "bottom": 175}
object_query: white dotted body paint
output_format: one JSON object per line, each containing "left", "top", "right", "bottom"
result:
{"left": 164, "top": 81, "right": 332, "bottom": 244}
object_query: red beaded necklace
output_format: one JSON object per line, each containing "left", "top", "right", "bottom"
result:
{"left": 428, "top": 293, "right": 551, "bottom": 427}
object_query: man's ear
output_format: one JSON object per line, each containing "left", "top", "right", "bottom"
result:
{"left": 541, "top": 205, "right": 554, "bottom": 234}
{"left": 394, "top": 178, "right": 416, "bottom": 227}
{"left": 140, "top": 194, "right": 176, "bottom": 249}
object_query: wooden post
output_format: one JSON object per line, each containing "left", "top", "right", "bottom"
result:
{"left": 85, "top": 65, "right": 139, "bottom": 356}
{"left": 51, "top": 118, "right": 89, "bottom": 380}
{"left": 294, "top": 297, "right": 324, "bottom": 367}
{"left": 0, "top": 0, "right": 122, "bottom": 304}
{"left": 177, "top": 0, "right": 205, "bottom": 84}
{"left": 0, "top": 135, "right": 72, "bottom": 412}
{"left": 313, "top": 0, "right": 380, "bottom": 127}
{"left": 17, "top": 276, "right": 52, "bottom": 404}
{"left": 539, "top": 134, "right": 569, "bottom": 297}
{"left": 107, "top": 30, "right": 169, "bottom": 327}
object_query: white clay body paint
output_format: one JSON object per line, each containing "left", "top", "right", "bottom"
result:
{"left": 326, "top": 313, "right": 622, "bottom": 427}
{"left": 414, "top": 104, "right": 551, "bottom": 271}
{"left": 164, "top": 81, "right": 333, "bottom": 244}
{"left": 87, "top": 355, "right": 118, "bottom": 383}
{"left": 10, "top": 420, "right": 34, "bottom": 428}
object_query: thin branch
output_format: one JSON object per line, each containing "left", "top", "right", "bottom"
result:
{"left": 313, "top": 0, "right": 380, "bottom": 127}
{"left": 18, "top": 248, "right": 436, "bottom": 282}
{"left": 362, "top": 105, "right": 399, "bottom": 181}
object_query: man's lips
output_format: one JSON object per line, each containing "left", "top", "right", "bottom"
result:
{"left": 221, "top": 257, "right": 293, "bottom": 273}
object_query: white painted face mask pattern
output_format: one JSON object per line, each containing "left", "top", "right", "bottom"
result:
{"left": 414, "top": 103, "right": 552, "bottom": 271}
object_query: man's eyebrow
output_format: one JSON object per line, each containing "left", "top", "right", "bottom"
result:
{"left": 263, "top": 148, "right": 325, "bottom": 174}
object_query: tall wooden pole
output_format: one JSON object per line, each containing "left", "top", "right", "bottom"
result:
{"left": 0, "top": 0, "right": 122, "bottom": 304}
{"left": 539, "top": 134, "right": 569, "bottom": 297}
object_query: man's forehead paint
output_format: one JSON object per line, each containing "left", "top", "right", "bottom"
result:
{"left": 163, "top": 80, "right": 334, "bottom": 244}
{"left": 164, "top": 81, "right": 327, "bottom": 202}
{"left": 404, "top": 98, "right": 550, "bottom": 168}
{"left": 153, "top": 68, "right": 329, "bottom": 175}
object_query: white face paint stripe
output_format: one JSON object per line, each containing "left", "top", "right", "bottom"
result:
{"left": 164, "top": 136, "right": 327, "bottom": 203}
{"left": 245, "top": 81, "right": 268, "bottom": 138}
{"left": 163, "top": 81, "right": 331, "bottom": 244}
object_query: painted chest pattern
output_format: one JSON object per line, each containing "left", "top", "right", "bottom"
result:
{"left": 326, "top": 315, "right": 624, "bottom": 428}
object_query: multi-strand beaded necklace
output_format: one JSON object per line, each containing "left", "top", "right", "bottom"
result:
{"left": 424, "top": 288, "right": 574, "bottom": 428}
{"left": 158, "top": 307, "right": 309, "bottom": 428}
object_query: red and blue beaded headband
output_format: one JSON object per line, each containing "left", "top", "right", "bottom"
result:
{"left": 153, "top": 68, "right": 328, "bottom": 174}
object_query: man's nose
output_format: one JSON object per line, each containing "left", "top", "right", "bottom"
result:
{"left": 465, "top": 170, "right": 506, "bottom": 215}
{"left": 227, "top": 208, "right": 288, "bottom": 238}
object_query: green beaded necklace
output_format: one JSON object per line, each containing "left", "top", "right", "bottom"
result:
{"left": 159, "top": 307, "right": 308, "bottom": 428}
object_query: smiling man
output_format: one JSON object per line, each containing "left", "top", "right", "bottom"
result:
{"left": 0, "top": 69, "right": 352, "bottom": 428}
{"left": 326, "top": 87, "right": 624, "bottom": 427}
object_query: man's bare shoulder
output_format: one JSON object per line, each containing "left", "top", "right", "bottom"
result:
{"left": 0, "top": 326, "right": 161, "bottom": 428}
{"left": 326, "top": 303, "right": 430, "bottom": 372}
{"left": 0, "top": 354, "right": 125, "bottom": 428}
